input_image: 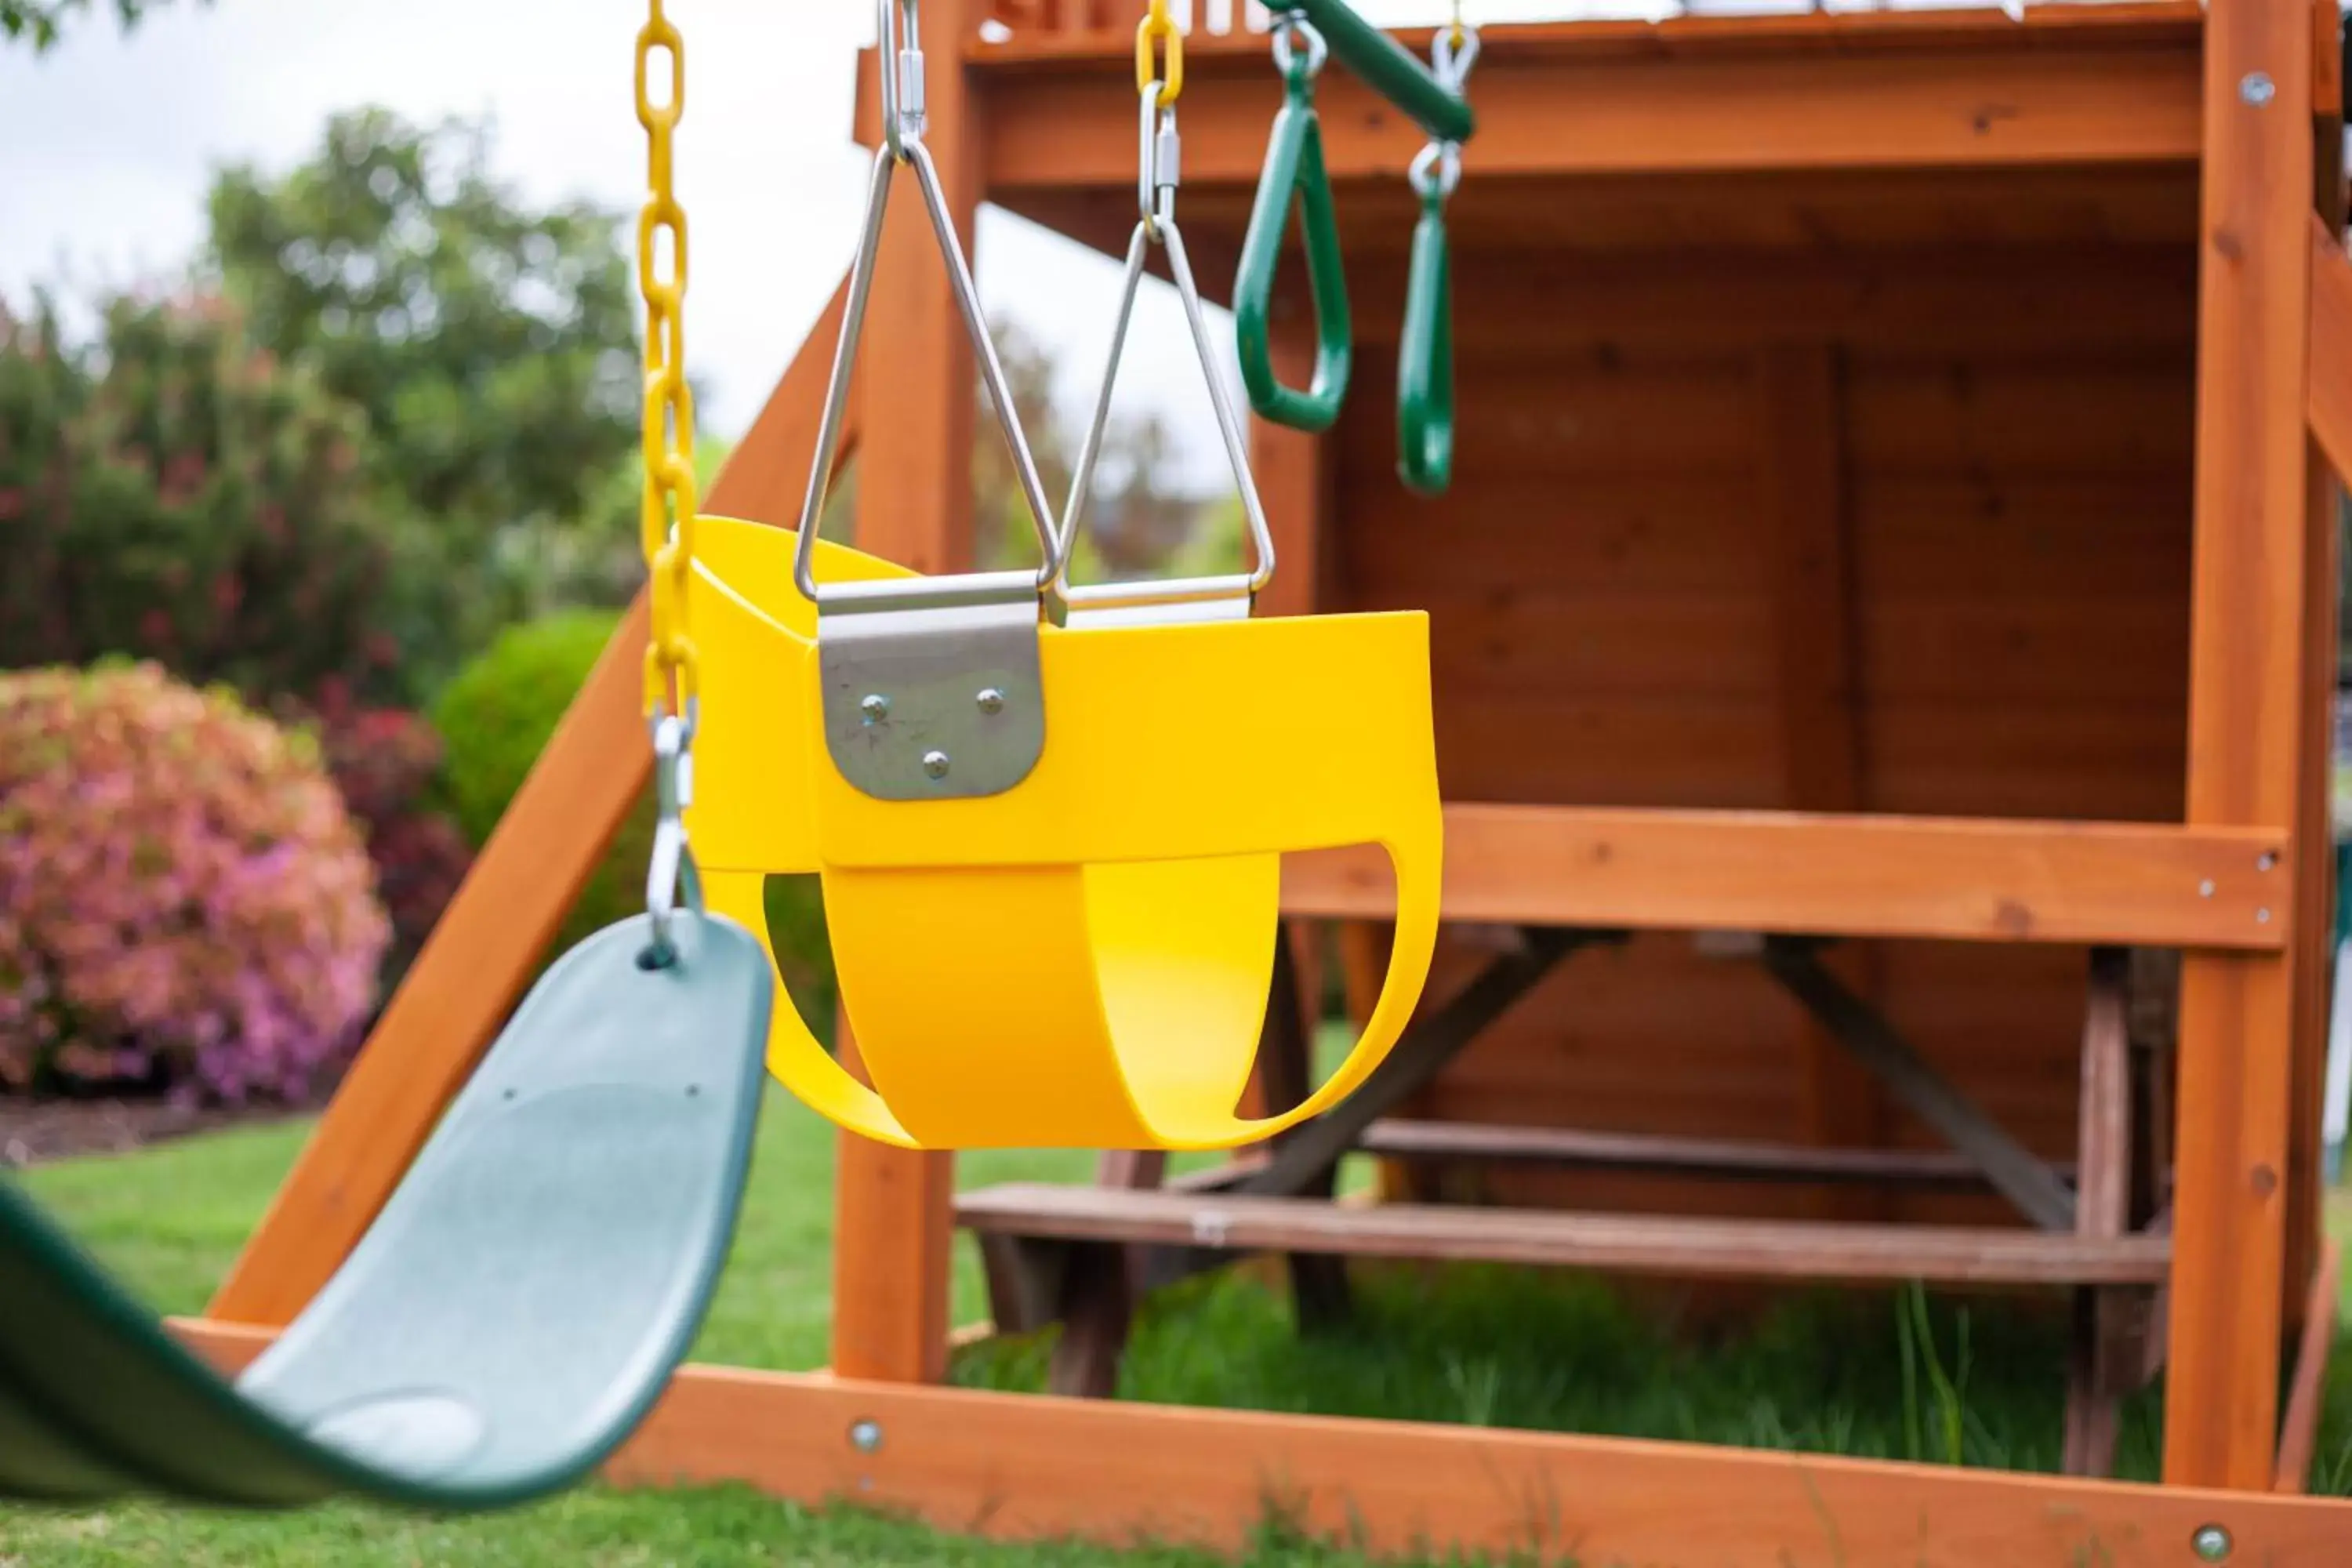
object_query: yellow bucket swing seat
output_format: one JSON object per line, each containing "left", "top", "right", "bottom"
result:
{"left": 684, "top": 0, "right": 1444, "bottom": 1151}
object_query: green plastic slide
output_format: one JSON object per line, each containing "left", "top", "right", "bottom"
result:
{"left": 0, "top": 909, "right": 774, "bottom": 1511}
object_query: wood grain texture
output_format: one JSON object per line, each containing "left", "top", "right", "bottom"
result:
{"left": 172, "top": 1313, "right": 2352, "bottom": 1568}
{"left": 2306, "top": 218, "right": 2352, "bottom": 481}
{"left": 1759, "top": 343, "right": 1886, "bottom": 1214}
{"left": 971, "top": 20, "right": 2201, "bottom": 191}
{"left": 955, "top": 1184, "right": 2169, "bottom": 1286}
{"left": 1282, "top": 806, "right": 2289, "bottom": 949}
{"left": 2165, "top": 0, "right": 2321, "bottom": 1491}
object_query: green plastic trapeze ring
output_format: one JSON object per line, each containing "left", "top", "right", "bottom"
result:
{"left": 1396, "top": 182, "right": 1454, "bottom": 497}
{"left": 1233, "top": 56, "right": 1352, "bottom": 435}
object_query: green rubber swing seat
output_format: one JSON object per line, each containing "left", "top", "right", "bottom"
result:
{"left": 0, "top": 910, "right": 774, "bottom": 1511}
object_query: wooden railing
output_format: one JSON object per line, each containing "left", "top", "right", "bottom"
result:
{"left": 984, "top": 0, "right": 1272, "bottom": 42}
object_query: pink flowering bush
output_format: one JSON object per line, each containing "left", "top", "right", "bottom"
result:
{"left": 0, "top": 662, "right": 390, "bottom": 1102}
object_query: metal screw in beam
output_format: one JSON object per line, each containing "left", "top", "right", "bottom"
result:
{"left": 2199, "top": 880, "right": 2217, "bottom": 898}
{"left": 2192, "top": 1523, "right": 2233, "bottom": 1563}
{"left": 2240, "top": 71, "right": 2275, "bottom": 107}
{"left": 849, "top": 1418, "right": 884, "bottom": 1454}
{"left": 923, "top": 750, "right": 951, "bottom": 780}
{"left": 976, "top": 687, "right": 1006, "bottom": 715}
{"left": 2258, "top": 850, "right": 2279, "bottom": 871}
{"left": 2257, "top": 908, "right": 2273, "bottom": 924}
{"left": 861, "top": 694, "right": 891, "bottom": 724}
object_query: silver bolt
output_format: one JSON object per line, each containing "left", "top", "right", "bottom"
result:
{"left": 2199, "top": 880, "right": 2217, "bottom": 898}
{"left": 2192, "top": 1523, "right": 2233, "bottom": 1563}
{"left": 976, "top": 687, "right": 1005, "bottom": 715}
{"left": 2257, "top": 907, "right": 2273, "bottom": 924}
{"left": 849, "top": 1417, "right": 884, "bottom": 1454}
{"left": 860, "top": 693, "right": 891, "bottom": 724}
{"left": 923, "top": 750, "right": 951, "bottom": 779}
{"left": 2258, "top": 850, "right": 2279, "bottom": 871}
{"left": 2241, "top": 72, "right": 2275, "bottom": 107}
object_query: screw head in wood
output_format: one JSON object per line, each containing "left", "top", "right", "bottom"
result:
{"left": 2199, "top": 880, "right": 2217, "bottom": 898}
{"left": 849, "top": 1418, "right": 884, "bottom": 1454}
{"left": 2192, "top": 1523, "right": 2232, "bottom": 1562}
{"left": 2258, "top": 850, "right": 2279, "bottom": 871}
{"left": 2240, "top": 72, "right": 2274, "bottom": 107}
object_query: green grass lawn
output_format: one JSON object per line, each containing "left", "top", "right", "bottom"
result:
{"left": 3, "top": 1099, "right": 2348, "bottom": 1564}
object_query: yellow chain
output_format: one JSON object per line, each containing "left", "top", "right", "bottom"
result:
{"left": 1135, "top": 0, "right": 1182, "bottom": 107}
{"left": 636, "top": 0, "right": 699, "bottom": 715}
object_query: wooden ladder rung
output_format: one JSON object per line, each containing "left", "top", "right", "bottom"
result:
{"left": 954, "top": 1185, "right": 2172, "bottom": 1287}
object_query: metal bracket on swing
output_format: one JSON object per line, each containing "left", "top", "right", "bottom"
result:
{"left": 794, "top": 0, "right": 1062, "bottom": 803}
{"left": 796, "top": 0, "right": 1279, "bottom": 802}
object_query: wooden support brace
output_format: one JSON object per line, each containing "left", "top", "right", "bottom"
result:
{"left": 1762, "top": 939, "right": 2077, "bottom": 1233}
{"left": 2274, "top": 1236, "right": 2345, "bottom": 1492}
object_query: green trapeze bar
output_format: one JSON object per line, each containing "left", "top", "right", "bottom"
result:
{"left": 1280, "top": 0, "right": 1475, "bottom": 146}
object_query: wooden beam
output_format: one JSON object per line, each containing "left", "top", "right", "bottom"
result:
{"left": 960, "top": 1185, "right": 2169, "bottom": 1286}
{"left": 176, "top": 1316, "right": 2352, "bottom": 1568}
{"left": 829, "top": 0, "right": 986, "bottom": 1388}
{"left": 967, "top": 30, "right": 2201, "bottom": 193}
{"left": 1759, "top": 343, "right": 1885, "bottom": 1215}
{"left": 1762, "top": 940, "right": 2077, "bottom": 1233}
{"left": 2289, "top": 60, "right": 2350, "bottom": 1327}
{"left": 205, "top": 280, "right": 863, "bottom": 1330}
{"left": 1283, "top": 806, "right": 2289, "bottom": 950}
{"left": 2273, "top": 1236, "right": 2345, "bottom": 1492}
{"left": 2166, "top": 0, "right": 2321, "bottom": 1491}
{"left": 1237, "top": 931, "right": 1593, "bottom": 1203}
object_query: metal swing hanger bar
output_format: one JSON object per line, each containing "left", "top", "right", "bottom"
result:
{"left": 1276, "top": 0, "right": 1475, "bottom": 147}
{"left": 793, "top": 0, "right": 1066, "bottom": 614}
{"left": 1055, "top": 78, "right": 1277, "bottom": 618}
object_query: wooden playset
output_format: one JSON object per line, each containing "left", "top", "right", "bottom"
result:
{"left": 11, "top": 0, "right": 2352, "bottom": 1561}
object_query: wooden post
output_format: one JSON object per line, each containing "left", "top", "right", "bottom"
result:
{"left": 1757, "top": 343, "right": 1885, "bottom": 1221}
{"left": 2165, "top": 0, "right": 2320, "bottom": 1490}
{"left": 828, "top": 0, "right": 985, "bottom": 1386}
{"left": 2285, "top": 0, "right": 2347, "bottom": 1340}
{"left": 2063, "top": 948, "right": 2133, "bottom": 1478}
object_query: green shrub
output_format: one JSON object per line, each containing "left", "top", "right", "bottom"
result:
{"left": 0, "top": 292, "right": 456, "bottom": 708}
{"left": 432, "top": 610, "right": 832, "bottom": 1024}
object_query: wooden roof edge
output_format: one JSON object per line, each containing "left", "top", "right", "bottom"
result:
{"left": 966, "top": 2, "right": 2207, "bottom": 70}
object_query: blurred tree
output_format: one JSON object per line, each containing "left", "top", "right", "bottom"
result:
{"left": 203, "top": 108, "right": 640, "bottom": 632}
{"left": 0, "top": 292, "right": 448, "bottom": 704}
{"left": 0, "top": 0, "right": 202, "bottom": 49}
{"left": 974, "top": 315, "right": 1221, "bottom": 585}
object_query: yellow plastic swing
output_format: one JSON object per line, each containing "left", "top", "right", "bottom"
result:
{"left": 681, "top": 0, "right": 1443, "bottom": 1152}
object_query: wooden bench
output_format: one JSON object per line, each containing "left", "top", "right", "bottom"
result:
{"left": 962, "top": 1185, "right": 2172, "bottom": 1334}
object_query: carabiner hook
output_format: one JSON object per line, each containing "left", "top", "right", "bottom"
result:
{"left": 878, "top": 0, "right": 925, "bottom": 161}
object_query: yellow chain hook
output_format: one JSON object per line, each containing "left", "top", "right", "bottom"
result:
{"left": 636, "top": 0, "right": 700, "bottom": 714}
{"left": 1448, "top": 0, "right": 1465, "bottom": 50}
{"left": 1135, "top": 0, "right": 1183, "bottom": 107}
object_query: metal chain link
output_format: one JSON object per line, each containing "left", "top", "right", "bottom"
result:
{"left": 636, "top": 0, "right": 699, "bottom": 717}
{"left": 1135, "top": 0, "right": 1183, "bottom": 107}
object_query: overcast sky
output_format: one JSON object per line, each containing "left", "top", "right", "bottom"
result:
{"left": 0, "top": 0, "right": 1925, "bottom": 478}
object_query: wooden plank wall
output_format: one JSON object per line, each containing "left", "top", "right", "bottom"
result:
{"left": 1330, "top": 244, "right": 2198, "bottom": 1225}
